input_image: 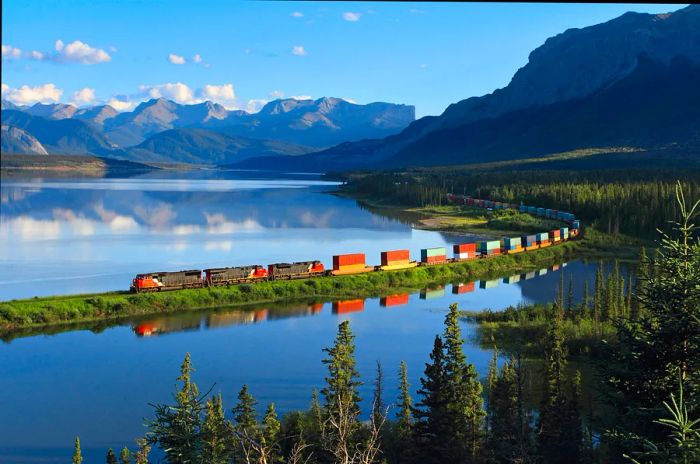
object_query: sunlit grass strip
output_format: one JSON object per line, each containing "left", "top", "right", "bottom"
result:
{"left": 0, "top": 241, "right": 581, "bottom": 330}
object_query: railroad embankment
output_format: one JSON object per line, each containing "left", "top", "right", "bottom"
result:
{"left": 0, "top": 241, "right": 580, "bottom": 331}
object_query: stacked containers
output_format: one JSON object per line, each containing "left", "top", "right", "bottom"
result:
{"left": 504, "top": 237, "right": 523, "bottom": 254}
{"left": 537, "top": 207, "right": 546, "bottom": 217}
{"left": 421, "top": 247, "right": 447, "bottom": 264}
{"left": 421, "top": 286, "right": 445, "bottom": 299}
{"left": 332, "top": 253, "right": 371, "bottom": 275}
{"left": 478, "top": 240, "right": 501, "bottom": 257}
{"left": 453, "top": 243, "right": 476, "bottom": 261}
{"left": 528, "top": 206, "right": 537, "bottom": 214}
{"left": 549, "top": 229, "right": 561, "bottom": 243}
{"left": 480, "top": 279, "right": 499, "bottom": 289}
{"left": 537, "top": 232, "right": 551, "bottom": 247}
{"left": 380, "top": 249, "right": 416, "bottom": 270}
{"left": 522, "top": 234, "right": 538, "bottom": 250}
{"left": 572, "top": 220, "right": 580, "bottom": 230}
{"left": 504, "top": 274, "right": 521, "bottom": 284}
{"left": 466, "top": 197, "right": 475, "bottom": 206}
{"left": 545, "top": 208, "right": 553, "bottom": 218}
{"left": 519, "top": 205, "right": 528, "bottom": 213}
{"left": 560, "top": 227, "right": 569, "bottom": 240}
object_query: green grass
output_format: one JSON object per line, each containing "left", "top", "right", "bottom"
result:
{"left": 0, "top": 240, "right": 581, "bottom": 331}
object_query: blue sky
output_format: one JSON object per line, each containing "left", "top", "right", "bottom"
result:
{"left": 1, "top": 1, "right": 686, "bottom": 117}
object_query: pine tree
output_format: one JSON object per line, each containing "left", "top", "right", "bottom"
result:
{"left": 593, "top": 263, "right": 604, "bottom": 335}
{"left": 412, "top": 336, "right": 451, "bottom": 464}
{"left": 580, "top": 279, "right": 590, "bottom": 320}
{"left": 262, "top": 403, "right": 282, "bottom": 464}
{"left": 232, "top": 384, "right": 259, "bottom": 462}
{"left": 119, "top": 447, "right": 132, "bottom": 464}
{"left": 396, "top": 360, "right": 413, "bottom": 431}
{"left": 442, "top": 303, "right": 486, "bottom": 461}
{"left": 106, "top": 448, "right": 118, "bottom": 464}
{"left": 567, "top": 274, "right": 575, "bottom": 318}
{"left": 537, "top": 301, "right": 582, "bottom": 463}
{"left": 372, "top": 360, "right": 385, "bottom": 426}
{"left": 487, "top": 358, "right": 530, "bottom": 463}
{"left": 72, "top": 437, "right": 83, "bottom": 464}
{"left": 486, "top": 348, "right": 499, "bottom": 408}
{"left": 606, "top": 185, "right": 700, "bottom": 452}
{"left": 146, "top": 353, "right": 203, "bottom": 464}
{"left": 321, "top": 320, "right": 362, "bottom": 420}
{"left": 202, "top": 393, "right": 229, "bottom": 464}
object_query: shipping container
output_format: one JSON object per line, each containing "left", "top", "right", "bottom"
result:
{"left": 380, "top": 249, "right": 410, "bottom": 265}
{"left": 537, "top": 207, "right": 546, "bottom": 216}
{"left": 452, "top": 282, "right": 475, "bottom": 294}
{"left": 333, "top": 253, "right": 365, "bottom": 268}
{"left": 454, "top": 243, "right": 476, "bottom": 254}
{"left": 545, "top": 208, "right": 553, "bottom": 218}
{"left": 380, "top": 294, "right": 410, "bottom": 307}
{"left": 523, "top": 271, "right": 537, "bottom": 280}
{"left": 548, "top": 230, "right": 561, "bottom": 242}
{"left": 519, "top": 205, "right": 528, "bottom": 213}
{"left": 504, "top": 237, "right": 522, "bottom": 249}
{"left": 537, "top": 268, "right": 548, "bottom": 276}
{"left": 422, "top": 255, "right": 448, "bottom": 265}
{"left": 332, "top": 299, "right": 365, "bottom": 314}
{"left": 572, "top": 220, "right": 580, "bottom": 229}
{"left": 560, "top": 227, "right": 569, "bottom": 239}
{"left": 504, "top": 274, "right": 521, "bottom": 284}
{"left": 309, "top": 303, "right": 324, "bottom": 314}
{"left": 477, "top": 240, "right": 500, "bottom": 251}
{"left": 528, "top": 206, "right": 537, "bottom": 214}
{"left": 421, "top": 247, "right": 447, "bottom": 258}
{"left": 420, "top": 287, "right": 446, "bottom": 299}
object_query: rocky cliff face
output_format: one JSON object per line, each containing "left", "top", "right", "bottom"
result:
{"left": 1, "top": 125, "right": 49, "bottom": 155}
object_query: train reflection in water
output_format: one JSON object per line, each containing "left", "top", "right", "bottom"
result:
{"left": 131, "top": 262, "right": 570, "bottom": 337}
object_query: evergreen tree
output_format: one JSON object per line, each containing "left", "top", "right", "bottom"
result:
{"left": 487, "top": 358, "right": 530, "bottom": 463}
{"left": 581, "top": 279, "right": 591, "bottom": 320}
{"left": 412, "top": 336, "right": 451, "bottom": 464}
{"left": 393, "top": 360, "right": 415, "bottom": 464}
{"left": 72, "top": 437, "right": 83, "bottom": 464}
{"left": 202, "top": 393, "right": 229, "bottom": 464}
{"left": 396, "top": 360, "right": 413, "bottom": 432}
{"left": 321, "top": 320, "right": 362, "bottom": 420}
{"left": 134, "top": 438, "right": 150, "bottom": 464}
{"left": 567, "top": 274, "right": 575, "bottom": 318}
{"left": 107, "top": 448, "right": 118, "bottom": 464}
{"left": 232, "top": 384, "right": 259, "bottom": 462}
{"left": 631, "top": 247, "right": 648, "bottom": 320}
{"left": 442, "top": 303, "right": 486, "bottom": 461}
{"left": 146, "top": 353, "right": 203, "bottom": 464}
{"left": 262, "top": 403, "right": 282, "bottom": 464}
{"left": 486, "top": 348, "right": 499, "bottom": 408}
{"left": 593, "top": 263, "right": 604, "bottom": 335}
{"left": 606, "top": 185, "right": 700, "bottom": 453}
{"left": 537, "top": 302, "right": 582, "bottom": 463}
{"left": 119, "top": 447, "right": 132, "bottom": 464}
{"left": 372, "top": 360, "right": 385, "bottom": 426}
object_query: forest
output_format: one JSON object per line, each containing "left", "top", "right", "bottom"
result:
{"left": 69, "top": 186, "right": 699, "bottom": 464}
{"left": 343, "top": 168, "right": 700, "bottom": 239}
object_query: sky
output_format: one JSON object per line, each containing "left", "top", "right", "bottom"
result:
{"left": 1, "top": 1, "right": 687, "bottom": 118}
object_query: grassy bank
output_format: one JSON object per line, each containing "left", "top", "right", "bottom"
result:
{"left": 0, "top": 241, "right": 580, "bottom": 332}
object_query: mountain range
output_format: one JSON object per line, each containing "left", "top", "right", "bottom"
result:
{"left": 0, "top": 96, "right": 415, "bottom": 164}
{"left": 234, "top": 4, "right": 700, "bottom": 171}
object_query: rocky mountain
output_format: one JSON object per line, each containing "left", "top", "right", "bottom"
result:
{"left": 1, "top": 125, "right": 49, "bottom": 155}
{"left": 117, "top": 128, "right": 314, "bottom": 165}
{"left": 246, "top": 4, "right": 700, "bottom": 171}
{"left": 1, "top": 110, "right": 114, "bottom": 155}
{"left": 73, "top": 105, "right": 118, "bottom": 126}
{"left": 24, "top": 103, "right": 78, "bottom": 120}
{"left": 216, "top": 97, "right": 415, "bottom": 148}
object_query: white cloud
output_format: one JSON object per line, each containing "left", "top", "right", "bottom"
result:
{"left": 199, "top": 84, "right": 237, "bottom": 108}
{"left": 71, "top": 87, "right": 96, "bottom": 106}
{"left": 420, "top": 63, "right": 428, "bottom": 69}
{"left": 139, "top": 82, "right": 195, "bottom": 104}
{"left": 2, "top": 83, "right": 63, "bottom": 105}
{"left": 268, "top": 90, "right": 285, "bottom": 99}
{"left": 342, "top": 12, "right": 361, "bottom": 22}
{"left": 2, "top": 44, "right": 22, "bottom": 60}
{"left": 291, "top": 45, "right": 307, "bottom": 56}
{"left": 107, "top": 96, "right": 136, "bottom": 112}
{"left": 193, "top": 54, "right": 203, "bottom": 63}
{"left": 245, "top": 99, "right": 268, "bottom": 113}
{"left": 291, "top": 11, "right": 304, "bottom": 17}
{"left": 54, "top": 39, "right": 111, "bottom": 64}
{"left": 168, "top": 53, "right": 186, "bottom": 65}
{"left": 30, "top": 50, "right": 45, "bottom": 60}
{"left": 108, "top": 45, "right": 118, "bottom": 53}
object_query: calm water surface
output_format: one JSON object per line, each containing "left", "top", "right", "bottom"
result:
{"left": 0, "top": 171, "right": 609, "bottom": 463}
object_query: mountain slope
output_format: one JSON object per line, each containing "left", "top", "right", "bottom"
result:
{"left": 0, "top": 110, "right": 114, "bottom": 155}
{"left": 24, "top": 103, "right": 78, "bottom": 120}
{"left": 1, "top": 125, "right": 49, "bottom": 155}
{"left": 117, "top": 128, "right": 314, "bottom": 165}
{"left": 283, "top": 4, "right": 700, "bottom": 171}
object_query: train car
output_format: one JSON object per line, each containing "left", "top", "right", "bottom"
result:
{"left": 267, "top": 261, "right": 325, "bottom": 280}
{"left": 331, "top": 253, "right": 374, "bottom": 276}
{"left": 131, "top": 270, "right": 203, "bottom": 293}
{"left": 203, "top": 265, "right": 268, "bottom": 286}
{"left": 379, "top": 249, "right": 418, "bottom": 271}
{"left": 477, "top": 240, "right": 501, "bottom": 257}
{"left": 522, "top": 234, "right": 538, "bottom": 251}
{"left": 420, "top": 247, "right": 448, "bottom": 265}
{"left": 453, "top": 243, "right": 477, "bottom": 261}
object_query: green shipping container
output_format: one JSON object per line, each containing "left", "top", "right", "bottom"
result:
{"left": 478, "top": 240, "right": 500, "bottom": 251}
{"left": 479, "top": 279, "right": 499, "bottom": 289}
{"left": 421, "top": 247, "right": 446, "bottom": 259}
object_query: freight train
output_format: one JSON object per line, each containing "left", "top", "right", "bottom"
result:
{"left": 130, "top": 194, "right": 581, "bottom": 293}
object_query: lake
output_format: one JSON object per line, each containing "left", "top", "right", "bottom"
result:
{"left": 0, "top": 171, "right": 609, "bottom": 463}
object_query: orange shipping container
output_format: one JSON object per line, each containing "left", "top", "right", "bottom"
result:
{"left": 333, "top": 253, "right": 366, "bottom": 269}
{"left": 452, "top": 282, "right": 475, "bottom": 294}
{"left": 333, "top": 299, "right": 365, "bottom": 314}
{"left": 454, "top": 243, "right": 476, "bottom": 254}
{"left": 381, "top": 250, "right": 410, "bottom": 265}
{"left": 380, "top": 294, "right": 410, "bottom": 307}
{"left": 309, "top": 303, "right": 324, "bottom": 314}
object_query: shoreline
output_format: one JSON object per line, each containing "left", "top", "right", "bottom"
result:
{"left": 0, "top": 241, "right": 581, "bottom": 333}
